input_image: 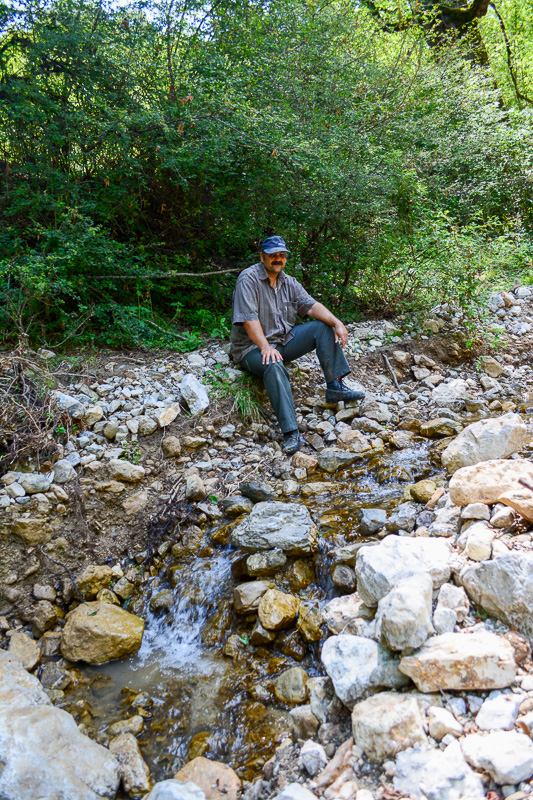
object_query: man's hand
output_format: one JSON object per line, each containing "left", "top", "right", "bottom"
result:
{"left": 334, "top": 320, "right": 348, "bottom": 348}
{"left": 261, "top": 345, "right": 283, "bottom": 365}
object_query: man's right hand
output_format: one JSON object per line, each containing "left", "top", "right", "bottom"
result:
{"left": 261, "top": 345, "right": 283, "bottom": 365}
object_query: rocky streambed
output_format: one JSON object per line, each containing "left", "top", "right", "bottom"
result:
{"left": 1, "top": 285, "right": 533, "bottom": 800}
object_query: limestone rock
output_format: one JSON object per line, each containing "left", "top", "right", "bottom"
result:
{"left": 463, "top": 521, "right": 494, "bottom": 561}
{"left": 410, "top": 480, "right": 437, "bottom": 504}
{"left": 8, "top": 631, "right": 41, "bottom": 670}
{"left": 174, "top": 758, "right": 240, "bottom": 800}
{"left": 185, "top": 474, "right": 206, "bottom": 502}
{"left": 154, "top": 404, "right": 180, "bottom": 427}
{"left": 449, "top": 459, "right": 533, "bottom": 506}
{"left": 77, "top": 564, "right": 114, "bottom": 599}
{"left": 258, "top": 588, "right": 299, "bottom": 630}
{"left": 385, "top": 502, "right": 417, "bottom": 533}
{"left": 399, "top": 631, "right": 516, "bottom": 692}
{"left": 61, "top": 602, "right": 144, "bottom": 664}
{"left": 219, "top": 495, "right": 253, "bottom": 515}
{"left": 337, "top": 429, "right": 372, "bottom": 453}
{"left": 18, "top": 473, "right": 52, "bottom": 494}
{"left": 297, "top": 605, "right": 324, "bottom": 642}
{"left": 122, "top": 490, "right": 149, "bottom": 515}
{"left": 247, "top": 550, "right": 287, "bottom": 577}
{"left": 460, "top": 553, "right": 533, "bottom": 644}
{"left": 239, "top": 481, "right": 276, "bottom": 502}
{"left": 442, "top": 414, "right": 526, "bottom": 474}
{"left": 291, "top": 452, "right": 318, "bottom": 472}
{"left": 355, "top": 535, "right": 452, "bottom": 606}
{"left": 352, "top": 692, "right": 427, "bottom": 761}
{"left": 272, "top": 667, "right": 309, "bottom": 704}
{"left": 318, "top": 448, "right": 364, "bottom": 472}
{"left": 427, "top": 706, "right": 463, "bottom": 740}
{"left": 108, "top": 459, "right": 145, "bottom": 483}
{"left": 476, "top": 692, "right": 521, "bottom": 730}
{"left": 138, "top": 416, "right": 158, "bottom": 435}
{"left": 393, "top": 741, "right": 485, "bottom": 800}
{"left": 162, "top": 436, "right": 182, "bottom": 457}
{"left": 107, "top": 715, "right": 144, "bottom": 737}
{"left": 300, "top": 740, "right": 327, "bottom": 777}
{"left": 432, "top": 378, "right": 470, "bottom": 406}
{"left": 498, "top": 489, "right": 533, "bottom": 522}
{"left": 375, "top": 573, "right": 434, "bottom": 652}
{"left": 420, "top": 419, "right": 462, "bottom": 439}
{"left": 289, "top": 706, "right": 320, "bottom": 740}
{"left": 322, "top": 594, "right": 374, "bottom": 634}
{"left": 321, "top": 634, "right": 409, "bottom": 706}
{"left": 272, "top": 784, "right": 317, "bottom": 800}
{"left": 146, "top": 781, "right": 206, "bottom": 800}
{"left": 52, "top": 459, "right": 77, "bottom": 484}
{"left": 109, "top": 733, "right": 152, "bottom": 795}
{"left": 358, "top": 508, "right": 387, "bottom": 535}
{"left": 481, "top": 356, "right": 505, "bottom": 377}
{"left": 461, "top": 731, "right": 533, "bottom": 785}
{"left": 426, "top": 504, "right": 461, "bottom": 538}
{"left": 0, "top": 652, "right": 120, "bottom": 800}
{"left": 181, "top": 374, "right": 209, "bottom": 415}
{"left": 461, "top": 502, "right": 490, "bottom": 521}
{"left": 233, "top": 581, "right": 273, "bottom": 614}
{"left": 231, "top": 502, "right": 318, "bottom": 555}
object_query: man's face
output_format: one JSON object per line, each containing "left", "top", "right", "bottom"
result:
{"left": 260, "top": 250, "right": 287, "bottom": 277}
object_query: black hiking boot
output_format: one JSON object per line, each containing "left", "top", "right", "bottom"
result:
{"left": 325, "top": 378, "right": 365, "bottom": 404}
{"left": 282, "top": 430, "right": 302, "bottom": 455}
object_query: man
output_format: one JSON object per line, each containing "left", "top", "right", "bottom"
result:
{"left": 230, "top": 235, "right": 364, "bottom": 455}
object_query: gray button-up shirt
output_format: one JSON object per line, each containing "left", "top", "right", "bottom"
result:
{"left": 230, "top": 262, "right": 316, "bottom": 363}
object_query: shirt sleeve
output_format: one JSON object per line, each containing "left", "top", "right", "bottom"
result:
{"left": 292, "top": 279, "right": 316, "bottom": 317}
{"left": 232, "top": 276, "right": 260, "bottom": 324}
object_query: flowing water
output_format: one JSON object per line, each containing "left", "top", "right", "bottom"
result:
{"left": 63, "top": 443, "right": 436, "bottom": 785}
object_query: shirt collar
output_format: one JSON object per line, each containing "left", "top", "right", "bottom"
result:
{"left": 256, "top": 262, "right": 286, "bottom": 285}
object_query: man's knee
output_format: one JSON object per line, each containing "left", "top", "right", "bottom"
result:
{"left": 264, "top": 360, "right": 289, "bottom": 382}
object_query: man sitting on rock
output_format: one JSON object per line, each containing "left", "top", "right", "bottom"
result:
{"left": 230, "top": 235, "right": 364, "bottom": 455}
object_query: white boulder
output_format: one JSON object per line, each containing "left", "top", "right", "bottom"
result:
{"left": 442, "top": 414, "right": 527, "bottom": 474}
{"left": 461, "top": 731, "right": 533, "bottom": 784}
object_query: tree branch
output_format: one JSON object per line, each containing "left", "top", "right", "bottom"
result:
{"left": 489, "top": 3, "right": 533, "bottom": 106}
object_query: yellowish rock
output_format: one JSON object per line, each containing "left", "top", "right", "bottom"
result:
{"left": 297, "top": 606, "right": 324, "bottom": 642}
{"left": 292, "top": 452, "right": 318, "bottom": 472}
{"left": 449, "top": 460, "right": 533, "bottom": 506}
{"left": 337, "top": 429, "right": 372, "bottom": 453}
{"left": 410, "top": 480, "right": 438, "bottom": 504}
{"left": 301, "top": 481, "right": 336, "bottom": 498}
{"left": 498, "top": 490, "right": 533, "bottom": 522}
{"left": 175, "top": 757, "right": 241, "bottom": 800}
{"left": 77, "top": 565, "right": 114, "bottom": 599}
{"left": 11, "top": 518, "right": 53, "bottom": 545}
{"left": 258, "top": 588, "right": 299, "bottom": 630}
{"left": 8, "top": 631, "right": 41, "bottom": 670}
{"left": 122, "top": 490, "right": 148, "bottom": 515}
{"left": 61, "top": 602, "right": 144, "bottom": 664}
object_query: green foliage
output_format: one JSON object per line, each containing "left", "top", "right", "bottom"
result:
{"left": 205, "top": 370, "right": 264, "bottom": 422}
{"left": 1, "top": 0, "right": 532, "bottom": 346}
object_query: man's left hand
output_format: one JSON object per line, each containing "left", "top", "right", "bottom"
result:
{"left": 334, "top": 321, "right": 348, "bottom": 347}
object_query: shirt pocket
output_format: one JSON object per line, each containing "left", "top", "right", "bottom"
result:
{"left": 282, "top": 300, "right": 299, "bottom": 330}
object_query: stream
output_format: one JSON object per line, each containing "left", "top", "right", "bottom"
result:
{"left": 63, "top": 442, "right": 436, "bottom": 788}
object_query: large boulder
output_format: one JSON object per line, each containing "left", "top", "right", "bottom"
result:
{"left": 180, "top": 374, "right": 209, "bottom": 416}
{"left": 399, "top": 631, "right": 516, "bottom": 692}
{"left": 461, "top": 731, "right": 533, "bottom": 785}
{"left": 0, "top": 652, "right": 120, "bottom": 800}
{"left": 321, "top": 634, "right": 409, "bottom": 706}
{"left": 352, "top": 692, "right": 427, "bottom": 761}
{"left": 393, "top": 741, "right": 485, "bottom": 800}
{"left": 231, "top": 502, "right": 318, "bottom": 555}
{"left": 355, "top": 535, "right": 452, "bottom": 606}
{"left": 441, "top": 414, "right": 527, "bottom": 474}
{"left": 61, "top": 602, "right": 144, "bottom": 664}
{"left": 375, "top": 573, "right": 434, "bottom": 652}
{"left": 449, "top": 459, "right": 533, "bottom": 506}
{"left": 459, "top": 553, "right": 533, "bottom": 644}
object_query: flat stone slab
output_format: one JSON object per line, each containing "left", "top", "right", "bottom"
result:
{"left": 231, "top": 502, "right": 318, "bottom": 555}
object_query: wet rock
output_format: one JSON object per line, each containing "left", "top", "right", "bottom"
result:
{"left": 174, "top": 757, "right": 241, "bottom": 800}
{"left": 449, "top": 459, "right": 533, "bottom": 506}
{"left": 461, "top": 731, "right": 533, "bottom": 785}
{"left": 150, "top": 589, "right": 174, "bottom": 613}
{"left": 318, "top": 448, "right": 364, "bottom": 472}
{"left": 185, "top": 474, "right": 206, "bottom": 502}
{"left": 375, "top": 573, "right": 434, "bottom": 652}
{"left": 420, "top": 419, "right": 462, "bottom": 438}
{"left": 476, "top": 692, "right": 521, "bottom": 730}
{"left": 222, "top": 634, "right": 245, "bottom": 659}
{"left": 352, "top": 692, "right": 427, "bottom": 761}
{"left": 52, "top": 459, "right": 77, "bottom": 484}
{"left": 427, "top": 706, "right": 463, "bottom": 739}
{"left": 399, "top": 631, "right": 516, "bottom": 692}
{"left": 250, "top": 619, "right": 276, "bottom": 644}
{"left": 109, "top": 733, "right": 152, "bottom": 795}
{"left": 162, "top": 436, "right": 182, "bottom": 457}
{"left": 301, "top": 481, "right": 336, "bottom": 497}
{"left": 300, "top": 740, "right": 327, "bottom": 776}
{"left": 8, "top": 631, "right": 41, "bottom": 670}
{"left": 114, "top": 576, "right": 135, "bottom": 600}
{"left": 0, "top": 652, "right": 120, "bottom": 800}
{"left": 499, "top": 489, "right": 533, "bottom": 522}
{"left": 291, "top": 452, "right": 318, "bottom": 473}
{"left": 410, "top": 480, "right": 437, "bottom": 504}
{"left": 219, "top": 494, "right": 253, "bottom": 516}
{"left": 385, "top": 502, "right": 417, "bottom": 533}
{"left": 356, "top": 535, "right": 452, "bottom": 606}
{"left": 331, "top": 564, "right": 356, "bottom": 593}
{"left": 289, "top": 705, "right": 320, "bottom": 739}
{"left": 39, "top": 631, "right": 62, "bottom": 657}
{"left": 233, "top": 580, "right": 274, "bottom": 614}
{"left": 108, "top": 459, "right": 145, "bottom": 483}
{"left": 258, "top": 588, "right": 299, "bottom": 630}
{"left": 61, "top": 601, "right": 144, "bottom": 664}
{"left": 107, "top": 715, "right": 144, "bottom": 737}
{"left": 321, "top": 634, "right": 409, "bottom": 706}
{"left": 77, "top": 565, "right": 114, "bottom": 599}
{"left": 19, "top": 473, "right": 52, "bottom": 494}
{"left": 273, "top": 667, "right": 309, "bottom": 704}
{"left": 358, "top": 508, "right": 387, "bottom": 535}
{"left": 146, "top": 780, "right": 206, "bottom": 800}
{"left": 460, "top": 553, "right": 533, "bottom": 644}
{"left": 231, "top": 502, "right": 318, "bottom": 555}
{"left": 393, "top": 740, "right": 485, "bottom": 800}
{"left": 297, "top": 606, "right": 324, "bottom": 642}
{"left": 240, "top": 481, "right": 276, "bottom": 502}
{"left": 287, "top": 560, "right": 315, "bottom": 592}
{"left": 181, "top": 374, "right": 209, "bottom": 415}
{"left": 442, "top": 414, "right": 527, "bottom": 474}
{"left": 462, "top": 520, "right": 494, "bottom": 561}
{"left": 122, "top": 490, "right": 149, "bottom": 515}
{"left": 322, "top": 594, "right": 374, "bottom": 634}
{"left": 247, "top": 549, "right": 287, "bottom": 576}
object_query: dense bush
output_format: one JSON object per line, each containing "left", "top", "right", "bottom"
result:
{"left": 1, "top": 0, "right": 532, "bottom": 347}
